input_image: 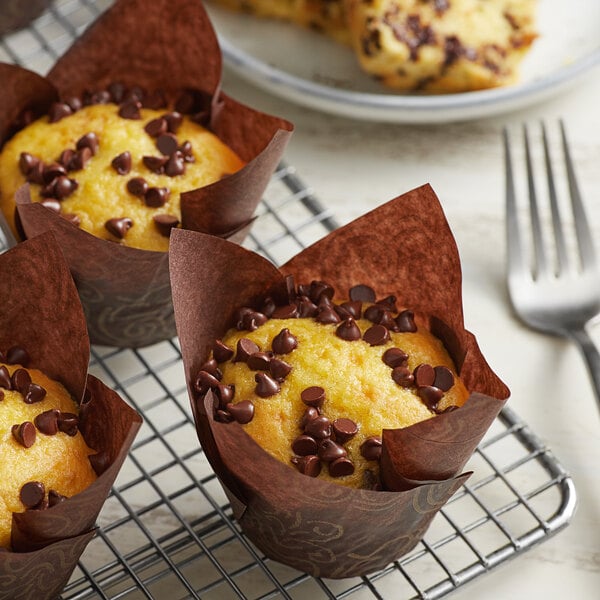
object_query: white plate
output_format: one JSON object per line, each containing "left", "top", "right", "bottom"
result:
{"left": 206, "top": 0, "right": 600, "bottom": 123}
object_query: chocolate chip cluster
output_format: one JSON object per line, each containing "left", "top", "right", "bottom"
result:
{"left": 14, "top": 82, "right": 215, "bottom": 242}
{"left": 0, "top": 345, "right": 80, "bottom": 511}
{"left": 193, "top": 279, "right": 462, "bottom": 483}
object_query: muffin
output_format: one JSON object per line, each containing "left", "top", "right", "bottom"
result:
{"left": 0, "top": 0, "right": 293, "bottom": 347}
{"left": 0, "top": 350, "right": 97, "bottom": 549}
{"left": 0, "top": 232, "right": 142, "bottom": 599}
{"left": 200, "top": 281, "right": 469, "bottom": 489}
{"left": 0, "top": 101, "right": 246, "bottom": 251}
{"left": 170, "top": 184, "right": 510, "bottom": 577}
{"left": 211, "top": 0, "right": 538, "bottom": 92}
{"left": 346, "top": 0, "right": 538, "bottom": 92}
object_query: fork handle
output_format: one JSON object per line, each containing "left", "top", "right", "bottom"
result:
{"left": 567, "top": 326, "right": 600, "bottom": 414}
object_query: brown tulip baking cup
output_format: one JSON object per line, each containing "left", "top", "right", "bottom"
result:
{"left": 0, "top": 0, "right": 293, "bottom": 348}
{"left": 169, "top": 184, "right": 510, "bottom": 578}
{"left": 0, "top": 232, "right": 142, "bottom": 599}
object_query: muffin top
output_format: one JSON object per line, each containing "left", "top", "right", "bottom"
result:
{"left": 0, "top": 347, "right": 97, "bottom": 549}
{"left": 195, "top": 281, "right": 469, "bottom": 489}
{"left": 0, "top": 100, "right": 245, "bottom": 251}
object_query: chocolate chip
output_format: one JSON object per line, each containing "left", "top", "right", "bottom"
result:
{"left": 19, "top": 152, "right": 40, "bottom": 176}
{"left": 200, "top": 357, "right": 221, "bottom": 376}
{"left": 255, "top": 372, "right": 280, "bottom": 397}
{"left": 42, "top": 162, "right": 67, "bottom": 184}
{"left": 20, "top": 481, "right": 45, "bottom": 509}
{"left": 122, "top": 86, "right": 145, "bottom": 103}
{"left": 234, "top": 338, "right": 260, "bottom": 363}
{"left": 144, "top": 117, "right": 167, "bottom": 137}
{"left": 328, "top": 457, "right": 355, "bottom": 478}
{"left": 315, "top": 306, "right": 341, "bottom": 324}
{"left": 153, "top": 214, "right": 179, "bottom": 237}
{"left": 11, "top": 368, "right": 31, "bottom": 394}
{"left": 179, "top": 140, "right": 195, "bottom": 162}
{"left": 6, "top": 346, "right": 29, "bottom": 366}
{"left": 363, "top": 324, "right": 391, "bottom": 346}
{"left": 213, "top": 340, "right": 234, "bottom": 363}
{"left": 336, "top": 318, "right": 361, "bottom": 341}
{"left": 337, "top": 301, "right": 362, "bottom": 320}
{"left": 291, "top": 455, "right": 321, "bottom": 477}
{"left": 272, "top": 304, "right": 299, "bottom": 319}
{"left": 237, "top": 310, "right": 267, "bottom": 332}
{"left": 349, "top": 284, "right": 376, "bottom": 303}
{"left": 34, "top": 409, "right": 60, "bottom": 435}
{"left": 299, "top": 407, "right": 319, "bottom": 429}
{"left": 318, "top": 439, "right": 347, "bottom": 462}
{"left": 25, "top": 161, "right": 45, "bottom": 184}
{"left": 48, "top": 102, "right": 72, "bottom": 123}
{"left": 68, "top": 147, "right": 93, "bottom": 171}
{"left": 301, "top": 386, "right": 325, "bottom": 409}
{"left": 296, "top": 296, "right": 318, "bottom": 318}
{"left": 304, "top": 415, "right": 331, "bottom": 439}
{"left": 382, "top": 347, "right": 409, "bottom": 368}
{"left": 226, "top": 401, "right": 254, "bottom": 424}
{"left": 247, "top": 351, "right": 272, "bottom": 371}
{"left": 332, "top": 418, "right": 358, "bottom": 443}
{"left": 111, "top": 151, "right": 132, "bottom": 175}
{"left": 118, "top": 100, "right": 142, "bottom": 120}
{"left": 142, "top": 155, "right": 167, "bottom": 174}
{"left": 292, "top": 434, "right": 318, "bottom": 456}
{"left": 12, "top": 421, "right": 36, "bottom": 447}
{"left": 0, "top": 366, "right": 11, "bottom": 389}
{"left": 164, "top": 111, "right": 183, "bottom": 133}
{"left": 145, "top": 187, "right": 170, "bottom": 208}
{"left": 124, "top": 178, "right": 147, "bottom": 199}
{"left": 271, "top": 328, "right": 298, "bottom": 355}
{"left": 392, "top": 365, "right": 415, "bottom": 387}
{"left": 377, "top": 295, "right": 398, "bottom": 312}
{"left": 24, "top": 383, "right": 46, "bottom": 404}
{"left": 58, "top": 148, "right": 75, "bottom": 168}
{"left": 269, "top": 358, "right": 292, "bottom": 381}
{"left": 156, "top": 133, "right": 179, "bottom": 156}
{"left": 360, "top": 436, "right": 382, "bottom": 461}
{"left": 214, "top": 384, "right": 233, "bottom": 409}
{"left": 396, "top": 309, "right": 417, "bottom": 333}
{"left": 57, "top": 412, "right": 79, "bottom": 436}
{"left": 90, "top": 89, "right": 112, "bottom": 104}
{"left": 76, "top": 132, "right": 99, "bottom": 155}
{"left": 418, "top": 385, "right": 443, "bottom": 409}
{"left": 164, "top": 152, "right": 185, "bottom": 177}
{"left": 439, "top": 404, "right": 459, "bottom": 414}
{"left": 105, "top": 217, "right": 133, "bottom": 239}
{"left": 194, "top": 370, "right": 221, "bottom": 394}
{"left": 433, "top": 366, "right": 455, "bottom": 392}
{"left": 53, "top": 175, "right": 78, "bottom": 199}
{"left": 48, "top": 489, "right": 68, "bottom": 507}
{"left": 414, "top": 364, "right": 435, "bottom": 387}
{"left": 308, "top": 280, "right": 335, "bottom": 303}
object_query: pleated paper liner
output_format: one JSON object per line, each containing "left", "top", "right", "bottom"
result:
{"left": 0, "top": 233, "right": 142, "bottom": 599}
{"left": 169, "top": 184, "right": 510, "bottom": 578}
{"left": 0, "top": 0, "right": 293, "bottom": 347}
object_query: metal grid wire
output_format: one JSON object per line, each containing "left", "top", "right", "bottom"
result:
{"left": 0, "top": 2, "right": 576, "bottom": 598}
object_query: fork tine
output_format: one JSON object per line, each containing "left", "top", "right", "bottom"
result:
{"left": 541, "top": 122, "right": 568, "bottom": 275}
{"left": 504, "top": 128, "right": 527, "bottom": 280}
{"left": 523, "top": 124, "right": 548, "bottom": 278}
{"left": 560, "top": 120, "right": 597, "bottom": 271}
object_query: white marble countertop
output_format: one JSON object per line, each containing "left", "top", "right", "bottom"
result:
{"left": 220, "top": 67, "right": 600, "bottom": 599}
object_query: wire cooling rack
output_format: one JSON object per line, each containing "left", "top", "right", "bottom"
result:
{"left": 0, "top": 1, "right": 576, "bottom": 598}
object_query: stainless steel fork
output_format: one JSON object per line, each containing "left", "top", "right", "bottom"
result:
{"left": 504, "top": 121, "right": 600, "bottom": 412}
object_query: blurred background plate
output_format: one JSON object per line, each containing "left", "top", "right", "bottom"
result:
{"left": 207, "top": 0, "right": 600, "bottom": 123}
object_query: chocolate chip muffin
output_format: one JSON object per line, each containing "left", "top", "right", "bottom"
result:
{"left": 347, "top": 0, "right": 538, "bottom": 92}
{"left": 194, "top": 281, "right": 469, "bottom": 489}
{"left": 0, "top": 346, "right": 97, "bottom": 550}
{"left": 0, "top": 92, "right": 246, "bottom": 251}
